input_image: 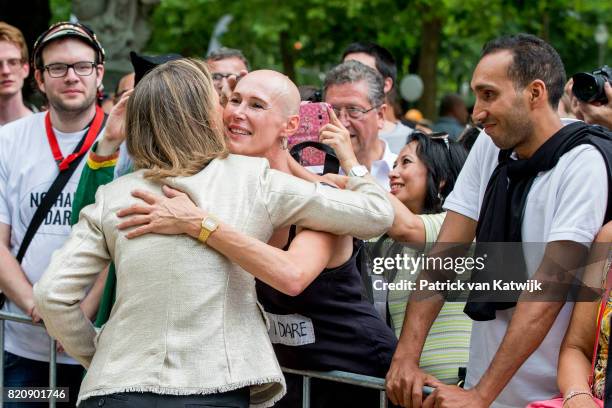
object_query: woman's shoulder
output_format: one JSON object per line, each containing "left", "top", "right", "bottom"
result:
{"left": 191, "top": 154, "right": 273, "bottom": 187}
{"left": 217, "top": 154, "right": 270, "bottom": 170}
{"left": 103, "top": 169, "right": 150, "bottom": 191}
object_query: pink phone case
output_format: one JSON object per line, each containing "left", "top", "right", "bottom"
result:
{"left": 289, "top": 102, "right": 331, "bottom": 167}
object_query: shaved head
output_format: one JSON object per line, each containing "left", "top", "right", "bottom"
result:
{"left": 239, "top": 70, "right": 300, "bottom": 116}
{"left": 223, "top": 69, "right": 302, "bottom": 158}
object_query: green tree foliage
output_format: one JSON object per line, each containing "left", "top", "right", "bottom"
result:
{"left": 145, "top": 0, "right": 611, "bottom": 119}
{"left": 50, "top": 0, "right": 71, "bottom": 23}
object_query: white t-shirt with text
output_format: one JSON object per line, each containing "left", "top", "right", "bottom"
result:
{"left": 0, "top": 112, "right": 99, "bottom": 364}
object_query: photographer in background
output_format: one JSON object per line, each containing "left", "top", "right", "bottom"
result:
{"left": 572, "top": 65, "right": 612, "bottom": 129}
{"left": 576, "top": 82, "right": 612, "bottom": 129}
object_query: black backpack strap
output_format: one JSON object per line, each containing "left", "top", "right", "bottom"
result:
{"left": 290, "top": 141, "right": 340, "bottom": 174}
{"left": 16, "top": 151, "right": 84, "bottom": 263}
{"left": 16, "top": 115, "right": 107, "bottom": 263}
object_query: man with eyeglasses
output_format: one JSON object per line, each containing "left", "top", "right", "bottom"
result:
{"left": 0, "top": 22, "right": 106, "bottom": 406}
{"left": 205, "top": 47, "right": 249, "bottom": 99}
{"left": 343, "top": 42, "right": 414, "bottom": 154}
{"left": 0, "top": 22, "right": 32, "bottom": 127}
{"left": 323, "top": 60, "right": 397, "bottom": 190}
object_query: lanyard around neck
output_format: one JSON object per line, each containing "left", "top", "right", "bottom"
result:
{"left": 45, "top": 105, "right": 104, "bottom": 171}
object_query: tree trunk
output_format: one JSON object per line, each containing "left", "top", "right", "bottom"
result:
{"left": 417, "top": 15, "right": 442, "bottom": 121}
{"left": 540, "top": 10, "right": 550, "bottom": 42}
{"left": 279, "top": 30, "right": 296, "bottom": 81}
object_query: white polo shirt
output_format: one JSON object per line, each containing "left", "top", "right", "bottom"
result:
{"left": 380, "top": 121, "right": 414, "bottom": 154}
{"left": 370, "top": 139, "right": 397, "bottom": 191}
{"left": 443, "top": 122, "right": 608, "bottom": 407}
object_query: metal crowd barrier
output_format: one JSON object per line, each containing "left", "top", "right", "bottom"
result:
{"left": 0, "top": 310, "right": 433, "bottom": 408}
{"left": 0, "top": 310, "right": 58, "bottom": 407}
{"left": 281, "top": 367, "right": 434, "bottom": 408}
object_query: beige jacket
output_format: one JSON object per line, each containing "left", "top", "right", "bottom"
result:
{"left": 34, "top": 154, "right": 393, "bottom": 407}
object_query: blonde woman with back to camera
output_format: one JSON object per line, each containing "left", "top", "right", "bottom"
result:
{"left": 33, "top": 58, "right": 393, "bottom": 408}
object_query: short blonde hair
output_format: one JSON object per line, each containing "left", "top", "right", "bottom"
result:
{"left": 0, "top": 22, "right": 28, "bottom": 61}
{"left": 126, "top": 58, "right": 228, "bottom": 181}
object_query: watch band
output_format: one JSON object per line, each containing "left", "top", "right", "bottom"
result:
{"left": 198, "top": 215, "right": 219, "bottom": 244}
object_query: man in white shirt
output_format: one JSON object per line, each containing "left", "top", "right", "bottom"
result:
{"left": 323, "top": 60, "right": 397, "bottom": 189}
{"left": 386, "top": 33, "right": 609, "bottom": 408}
{"left": 0, "top": 22, "right": 106, "bottom": 407}
{"left": 0, "top": 22, "right": 31, "bottom": 127}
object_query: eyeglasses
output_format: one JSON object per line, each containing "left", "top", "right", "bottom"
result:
{"left": 0, "top": 58, "right": 24, "bottom": 71}
{"left": 331, "top": 104, "right": 380, "bottom": 120}
{"left": 429, "top": 132, "right": 450, "bottom": 149}
{"left": 43, "top": 61, "right": 96, "bottom": 78}
{"left": 212, "top": 72, "right": 241, "bottom": 82}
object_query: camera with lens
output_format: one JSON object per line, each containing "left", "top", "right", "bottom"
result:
{"left": 572, "top": 65, "right": 612, "bottom": 104}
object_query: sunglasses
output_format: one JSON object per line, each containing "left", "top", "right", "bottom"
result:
{"left": 429, "top": 132, "right": 450, "bottom": 149}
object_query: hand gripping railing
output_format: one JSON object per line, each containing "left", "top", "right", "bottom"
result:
{"left": 0, "top": 310, "right": 58, "bottom": 407}
{"left": 281, "top": 367, "right": 434, "bottom": 408}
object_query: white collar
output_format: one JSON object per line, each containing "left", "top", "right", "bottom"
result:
{"left": 373, "top": 139, "right": 397, "bottom": 171}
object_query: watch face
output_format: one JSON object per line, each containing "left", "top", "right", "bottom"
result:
{"left": 351, "top": 165, "right": 368, "bottom": 177}
{"left": 203, "top": 218, "right": 218, "bottom": 230}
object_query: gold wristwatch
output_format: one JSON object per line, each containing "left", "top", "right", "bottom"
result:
{"left": 198, "top": 215, "right": 219, "bottom": 244}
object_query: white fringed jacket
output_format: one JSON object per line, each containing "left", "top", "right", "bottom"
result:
{"left": 34, "top": 154, "right": 394, "bottom": 407}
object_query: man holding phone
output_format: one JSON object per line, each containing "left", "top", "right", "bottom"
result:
{"left": 322, "top": 60, "right": 397, "bottom": 190}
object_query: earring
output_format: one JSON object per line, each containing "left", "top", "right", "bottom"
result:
{"left": 280, "top": 137, "right": 288, "bottom": 150}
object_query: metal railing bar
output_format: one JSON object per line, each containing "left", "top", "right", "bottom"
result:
{"left": 302, "top": 375, "right": 310, "bottom": 408}
{"left": 0, "top": 310, "right": 44, "bottom": 327}
{"left": 0, "top": 311, "right": 57, "bottom": 407}
{"left": 49, "top": 338, "right": 57, "bottom": 408}
{"left": 281, "top": 367, "right": 434, "bottom": 408}
{"left": 0, "top": 320, "right": 4, "bottom": 407}
{"left": 282, "top": 367, "right": 385, "bottom": 390}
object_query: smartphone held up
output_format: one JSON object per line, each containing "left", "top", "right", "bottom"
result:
{"left": 289, "top": 102, "right": 331, "bottom": 168}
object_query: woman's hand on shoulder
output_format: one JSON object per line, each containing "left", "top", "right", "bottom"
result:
{"left": 117, "top": 185, "right": 206, "bottom": 239}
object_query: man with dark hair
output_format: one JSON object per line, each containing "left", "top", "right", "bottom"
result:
{"left": 0, "top": 22, "right": 107, "bottom": 406}
{"left": 342, "top": 42, "right": 397, "bottom": 94}
{"left": 343, "top": 42, "right": 413, "bottom": 153}
{"left": 432, "top": 93, "right": 468, "bottom": 140}
{"left": 205, "top": 47, "right": 249, "bottom": 96}
{"left": 386, "top": 33, "right": 611, "bottom": 408}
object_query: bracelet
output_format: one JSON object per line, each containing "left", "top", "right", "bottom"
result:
{"left": 563, "top": 390, "right": 593, "bottom": 406}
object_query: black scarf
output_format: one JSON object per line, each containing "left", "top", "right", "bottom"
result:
{"left": 464, "top": 121, "right": 612, "bottom": 321}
